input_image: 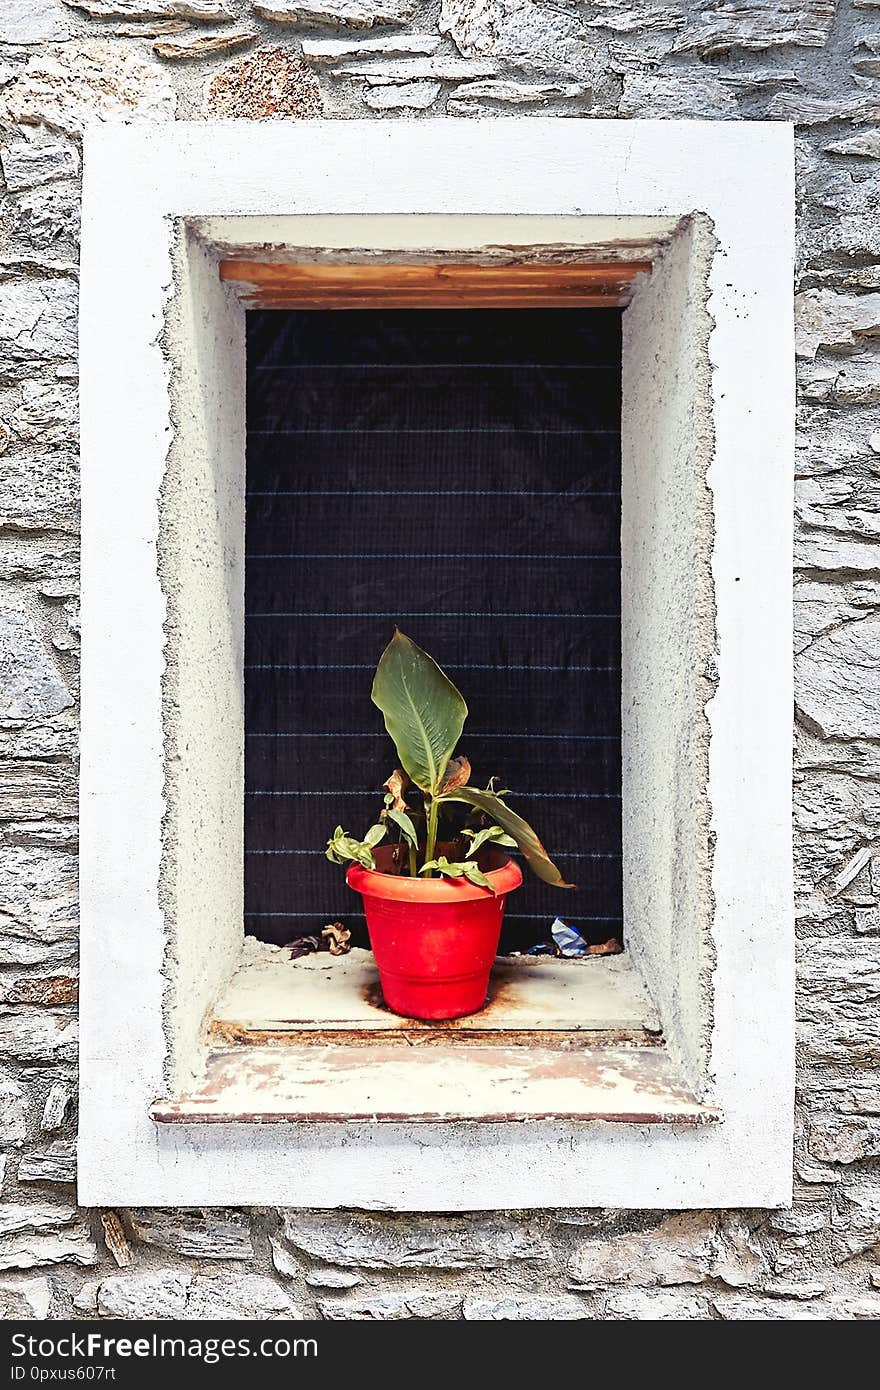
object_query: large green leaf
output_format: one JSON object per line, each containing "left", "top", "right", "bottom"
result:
{"left": 371, "top": 630, "right": 468, "bottom": 795}
{"left": 438, "top": 787, "right": 575, "bottom": 889}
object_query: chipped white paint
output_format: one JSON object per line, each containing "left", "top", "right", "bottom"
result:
{"left": 212, "top": 941, "right": 661, "bottom": 1034}
{"left": 79, "top": 120, "right": 794, "bottom": 1208}
{"left": 152, "top": 1043, "right": 719, "bottom": 1125}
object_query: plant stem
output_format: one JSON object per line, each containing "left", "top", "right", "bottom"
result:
{"left": 407, "top": 840, "right": 417, "bottom": 878}
{"left": 424, "top": 796, "right": 440, "bottom": 874}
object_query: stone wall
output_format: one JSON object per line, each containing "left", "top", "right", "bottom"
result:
{"left": 1, "top": 0, "right": 879, "bottom": 1322}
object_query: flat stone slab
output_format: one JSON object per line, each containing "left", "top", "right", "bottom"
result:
{"left": 151, "top": 1042, "right": 718, "bottom": 1125}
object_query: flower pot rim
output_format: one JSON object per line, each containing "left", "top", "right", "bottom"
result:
{"left": 346, "top": 851, "right": 523, "bottom": 902}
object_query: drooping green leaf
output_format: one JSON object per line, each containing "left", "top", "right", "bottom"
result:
{"left": 420, "top": 856, "right": 459, "bottom": 876}
{"left": 462, "top": 825, "right": 517, "bottom": 857}
{"left": 437, "top": 787, "right": 575, "bottom": 889}
{"left": 459, "top": 860, "right": 495, "bottom": 891}
{"left": 371, "top": 629, "right": 467, "bottom": 795}
{"left": 420, "top": 856, "right": 495, "bottom": 893}
{"left": 384, "top": 806, "right": 419, "bottom": 848}
{"left": 363, "top": 823, "right": 387, "bottom": 848}
{"left": 325, "top": 825, "right": 378, "bottom": 870}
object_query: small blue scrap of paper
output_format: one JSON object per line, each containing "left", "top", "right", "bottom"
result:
{"left": 550, "top": 917, "right": 590, "bottom": 957}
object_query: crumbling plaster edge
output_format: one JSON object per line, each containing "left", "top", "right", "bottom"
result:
{"left": 621, "top": 211, "right": 719, "bottom": 1100}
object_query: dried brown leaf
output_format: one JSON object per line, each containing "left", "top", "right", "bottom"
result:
{"left": 383, "top": 768, "right": 411, "bottom": 811}
{"left": 585, "top": 938, "right": 623, "bottom": 956}
{"left": 440, "top": 754, "right": 471, "bottom": 793}
{"left": 322, "top": 922, "right": 352, "bottom": 956}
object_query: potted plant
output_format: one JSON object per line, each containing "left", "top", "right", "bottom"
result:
{"left": 326, "top": 630, "right": 574, "bottom": 1021}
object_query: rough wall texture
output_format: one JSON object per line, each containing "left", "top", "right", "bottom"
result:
{"left": 0, "top": 0, "right": 879, "bottom": 1322}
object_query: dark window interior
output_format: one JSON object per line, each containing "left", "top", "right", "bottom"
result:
{"left": 244, "top": 308, "right": 622, "bottom": 953}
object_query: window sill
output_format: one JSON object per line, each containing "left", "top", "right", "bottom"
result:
{"left": 150, "top": 945, "right": 719, "bottom": 1127}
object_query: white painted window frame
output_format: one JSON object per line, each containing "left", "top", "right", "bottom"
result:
{"left": 79, "top": 119, "right": 794, "bottom": 1209}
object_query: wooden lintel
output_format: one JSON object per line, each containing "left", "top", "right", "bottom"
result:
{"left": 219, "top": 260, "right": 652, "bottom": 309}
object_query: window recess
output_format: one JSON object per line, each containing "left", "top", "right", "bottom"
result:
{"left": 153, "top": 253, "right": 715, "bottom": 1127}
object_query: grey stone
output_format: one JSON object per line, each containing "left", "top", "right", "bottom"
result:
{"left": 363, "top": 81, "right": 440, "bottom": 109}
{"left": 281, "top": 1211, "right": 550, "bottom": 1269}
{"left": 581, "top": 5, "right": 686, "bottom": 35}
{"left": 0, "top": 604, "right": 72, "bottom": 722}
{"left": 302, "top": 34, "right": 440, "bottom": 61}
{"left": 0, "top": 1079, "right": 29, "bottom": 1146}
{"left": 0, "top": 2, "right": 71, "bottom": 44}
{"left": 440, "top": 0, "right": 599, "bottom": 81}
{"left": 94, "top": 1272, "right": 298, "bottom": 1320}
{"left": 0, "top": 281, "right": 77, "bottom": 363}
{"left": 303, "top": 1268, "right": 362, "bottom": 1289}
{"left": 6, "top": 186, "right": 80, "bottom": 253}
{"left": 855, "top": 907, "right": 880, "bottom": 933}
{"left": 795, "top": 530, "right": 880, "bottom": 572}
{"left": 18, "top": 1142, "right": 77, "bottom": 1185}
{"left": 185, "top": 1273, "right": 301, "bottom": 1320}
{"left": 832, "top": 1180, "right": 880, "bottom": 1260}
{"left": 810, "top": 1116, "right": 880, "bottom": 1164}
{"left": 0, "top": 1276, "right": 56, "bottom": 1319}
{"left": 569, "top": 1213, "right": 767, "bottom": 1289}
{"left": 0, "top": 761, "right": 78, "bottom": 823}
{"left": 0, "top": 138, "right": 79, "bottom": 194}
{"left": 2, "top": 818, "right": 78, "bottom": 849}
{"left": 128, "top": 1209, "right": 254, "bottom": 1260}
{"left": 268, "top": 1235, "right": 300, "bottom": 1279}
{"left": 765, "top": 1280, "right": 829, "bottom": 1299}
{"left": 463, "top": 1293, "right": 588, "bottom": 1319}
{"left": 449, "top": 78, "right": 586, "bottom": 104}
{"left": 0, "top": 1010, "right": 77, "bottom": 1065}
{"left": 252, "top": 0, "right": 414, "bottom": 25}
{"left": 153, "top": 29, "right": 258, "bottom": 58}
{"left": 795, "top": 618, "right": 880, "bottom": 741}
{"left": 0, "top": 256, "right": 79, "bottom": 282}
{"left": 320, "top": 1291, "right": 462, "bottom": 1319}
{"left": 768, "top": 1207, "right": 828, "bottom": 1235}
{"left": 96, "top": 1272, "right": 190, "bottom": 1319}
{"left": 619, "top": 72, "right": 739, "bottom": 118}
{"left": 712, "top": 1294, "right": 827, "bottom": 1319}
{"left": 64, "top": 1, "right": 235, "bottom": 16}
{"left": 0, "top": 844, "right": 78, "bottom": 967}
{"left": 798, "top": 940, "right": 880, "bottom": 1063}
{"left": 768, "top": 92, "right": 880, "bottom": 125}
{"left": 333, "top": 57, "right": 500, "bottom": 82}
{"left": 604, "top": 1289, "right": 710, "bottom": 1319}
{"left": 40, "top": 1081, "right": 72, "bottom": 1133}
{"left": 800, "top": 353, "right": 880, "bottom": 406}
{"left": 3, "top": 42, "right": 177, "bottom": 136}
{"left": 825, "top": 131, "right": 880, "bottom": 158}
{"left": 674, "top": 0, "right": 836, "bottom": 55}
{"left": 0, "top": 1227, "right": 95, "bottom": 1272}
{"left": 0, "top": 1204, "right": 76, "bottom": 1238}
{"left": 796, "top": 291, "right": 880, "bottom": 359}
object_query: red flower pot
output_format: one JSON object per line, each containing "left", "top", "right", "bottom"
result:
{"left": 346, "top": 846, "right": 523, "bottom": 1021}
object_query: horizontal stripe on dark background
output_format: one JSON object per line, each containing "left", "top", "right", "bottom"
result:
{"left": 245, "top": 307, "right": 622, "bottom": 951}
